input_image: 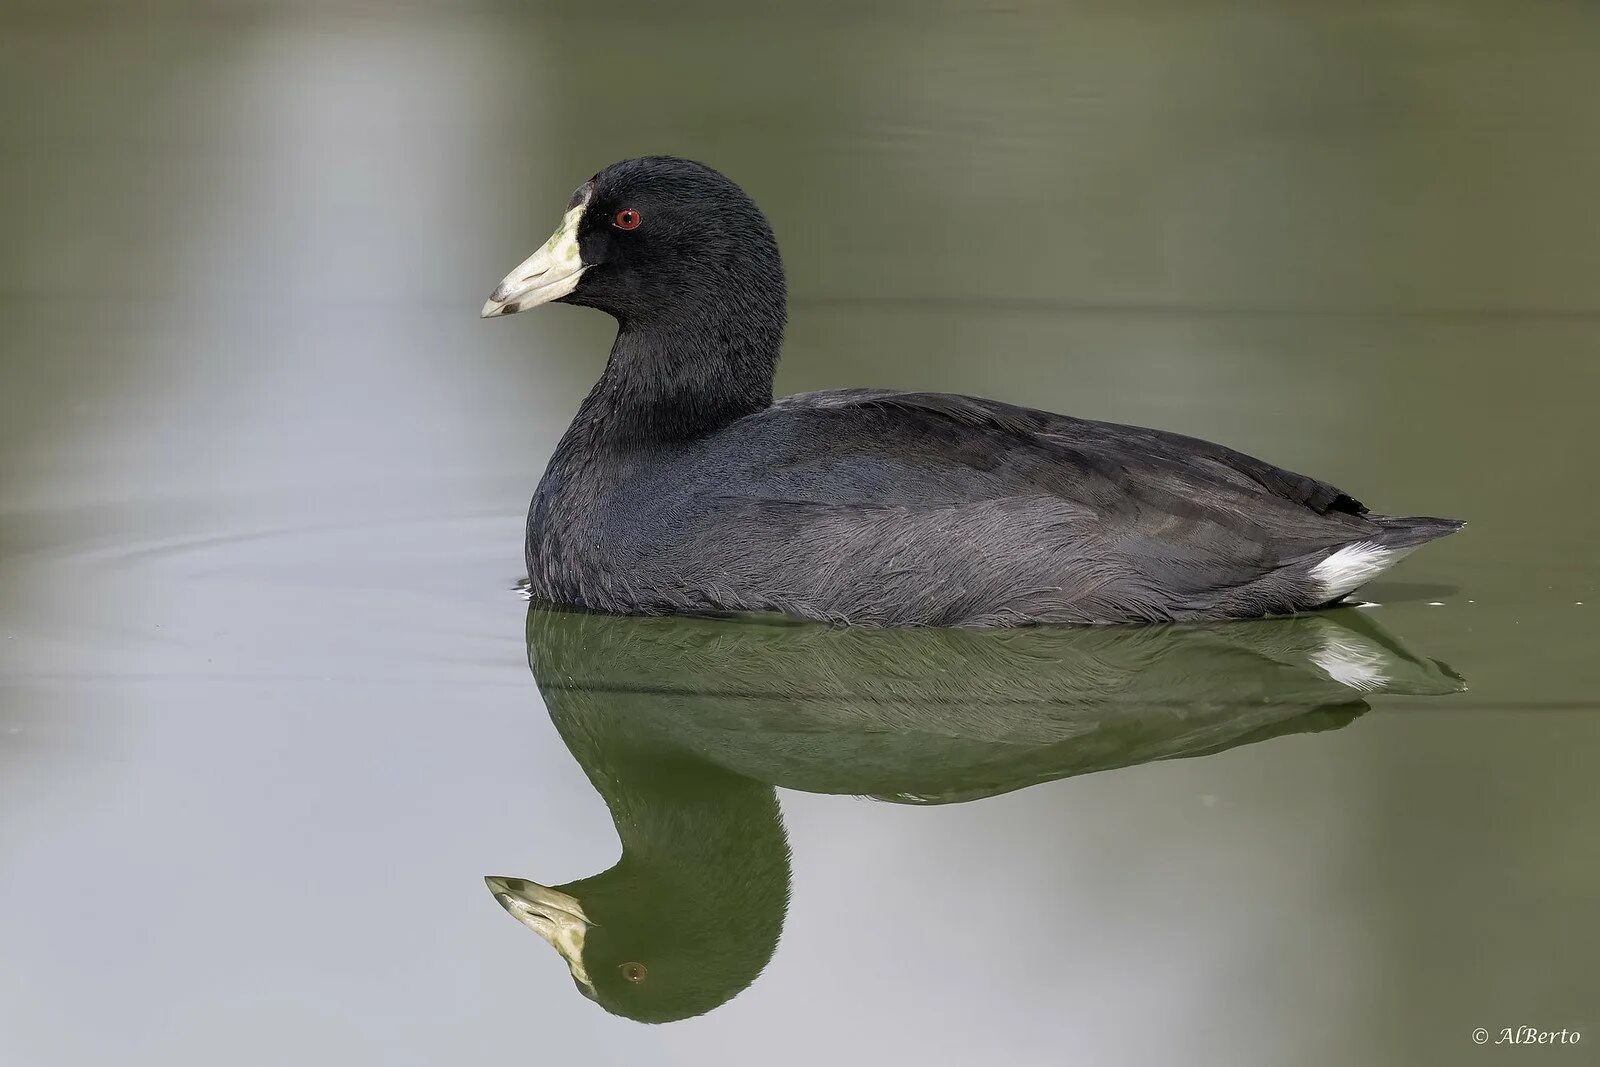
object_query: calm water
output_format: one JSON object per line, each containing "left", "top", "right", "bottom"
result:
{"left": 2, "top": 3, "right": 1598, "bottom": 1064}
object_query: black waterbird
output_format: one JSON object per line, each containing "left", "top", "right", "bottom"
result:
{"left": 482, "top": 157, "right": 1462, "bottom": 626}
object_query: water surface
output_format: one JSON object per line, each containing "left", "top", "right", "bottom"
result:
{"left": 2, "top": 4, "right": 1597, "bottom": 1064}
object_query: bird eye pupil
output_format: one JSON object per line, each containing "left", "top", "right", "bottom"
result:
{"left": 614, "top": 208, "right": 640, "bottom": 230}
{"left": 620, "top": 962, "right": 647, "bottom": 982}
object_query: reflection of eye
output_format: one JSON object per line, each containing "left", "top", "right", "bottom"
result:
{"left": 619, "top": 962, "right": 648, "bottom": 984}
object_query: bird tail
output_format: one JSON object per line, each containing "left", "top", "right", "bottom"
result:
{"left": 1308, "top": 515, "right": 1464, "bottom": 603}
{"left": 1370, "top": 514, "right": 1466, "bottom": 550}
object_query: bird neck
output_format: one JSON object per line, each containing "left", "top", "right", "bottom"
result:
{"left": 595, "top": 745, "right": 789, "bottom": 897}
{"left": 574, "top": 296, "right": 783, "bottom": 447}
{"left": 551, "top": 706, "right": 792, "bottom": 946}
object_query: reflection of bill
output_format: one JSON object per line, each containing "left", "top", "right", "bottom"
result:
{"left": 490, "top": 605, "right": 1466, "bottom": 1024}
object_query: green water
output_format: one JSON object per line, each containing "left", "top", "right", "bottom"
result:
{"left": 1, "top": 3, "right": 1596, "bottom": 1064}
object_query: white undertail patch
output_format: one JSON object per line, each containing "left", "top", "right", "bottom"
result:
{"left": 1311, "top": 629, "right": 1390, "bottom": 692}
{"left": 1309, "top": 542, "right": 1415, "bottom": 602}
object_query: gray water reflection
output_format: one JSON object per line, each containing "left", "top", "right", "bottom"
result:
{"left": 2, "top": 3, "right": 1598, "bottom": 1066}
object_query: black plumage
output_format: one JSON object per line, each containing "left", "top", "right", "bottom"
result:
{"left": 487, "top": 156, "right": 1461, "bottom": 625}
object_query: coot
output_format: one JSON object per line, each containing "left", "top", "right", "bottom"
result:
{"left": 482, "top": 157, "right": 1460, "bottom": 625}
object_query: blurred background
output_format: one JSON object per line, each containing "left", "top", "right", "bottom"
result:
{"left": 1, "top": 2, "right": 1596, "bottom": 1064}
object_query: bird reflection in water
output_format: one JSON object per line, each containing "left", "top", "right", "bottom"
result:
{"left": 488, "top": 606, "right": 1463, "bottom": 1023}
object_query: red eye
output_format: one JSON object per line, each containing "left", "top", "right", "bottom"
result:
{"left": 613, "top": 208, "right": 641, "bottom": 230}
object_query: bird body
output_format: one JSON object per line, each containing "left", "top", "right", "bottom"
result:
{"left": 486, "top": 157, "right": 1460, "bottom": 625}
